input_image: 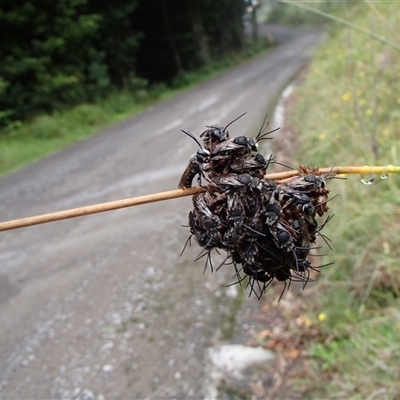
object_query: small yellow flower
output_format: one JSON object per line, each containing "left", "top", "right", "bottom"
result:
{"left": 359, "top": 71, "right": 366, "bottom": 78}
{"left": 383, "top": 241, "right": 390, "bottom": 255}
{"left": 397, "top": 98, "right": 400, "bottom": 105}
{"left": 331, "top": 112, "right": 339, "bottom": 119}
{"left": 366, "top": 109, "right": 374, "bottom": 116}
{"left": 354, "top": 120, "right": 360, "bottom": 127}
{"left": 357, "top": 90, "right": 363, "bottom": 96}
{"left": 318, "top": 313, "right": 326, "bottom": 322}
{"left": 319, "top": 133, "right": 327, "bottom": 140}
{"left": 359, "top": 98, "right": 367, "bottom": 105}
{"left": 382, "top": 129, "right": 389, "bottom": 136}
{"left": 397, "top": 323, "right": 400, "bottom": 330}
{"left": 342, "top": 91, "right": 351, "bottom": 102}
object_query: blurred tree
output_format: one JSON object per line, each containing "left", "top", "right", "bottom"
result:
{"left": 0, "top": 0, "right": 246, "bottom": 127}
{"left": 134, "top": 0, "right": 246, "bottom": 82}
{"left": 87, "top": 0, "right": 142, "bottom": 90}
{"left": 0, "top": 0, "right": 102, "bottom": 122}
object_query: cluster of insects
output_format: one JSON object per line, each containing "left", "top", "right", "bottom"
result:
{"left": 179, "top": 114, "right": 333, "bottom": 299}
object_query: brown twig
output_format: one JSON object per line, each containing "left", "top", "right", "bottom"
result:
{"left": 0, "top": 187, "right": 203, "bottom": 232}
{"left": 0, "top": 165, "right": 398, "bottom": 232}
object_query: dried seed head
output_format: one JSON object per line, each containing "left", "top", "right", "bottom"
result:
{"left": 180, "top": 115, "right": 333, "bottom": 300}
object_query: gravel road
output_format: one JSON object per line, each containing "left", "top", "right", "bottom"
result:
{"left": 0, "top": 25, "right": 325, "bottom": 399}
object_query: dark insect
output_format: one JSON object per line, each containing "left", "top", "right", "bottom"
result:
{"left": 200, "top": 112, "right": 246, "bottom": 152}
{"left": 179, "top": 113, "right": 334, "bottom": 300}
{"left": 178, "top": 150, "right": 210, "bottom": 189}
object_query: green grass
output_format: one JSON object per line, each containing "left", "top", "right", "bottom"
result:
{"left": 284, "top": 2, "right": 400, "bottom": 398}
{"left": 0, "top": 40, "right": 271, "bottom": 177}
{"left": 0, "top": 96, "right": 146, "bottom": 173}
{"left": 267, "top": 0, "right": 362, "bottom": 27}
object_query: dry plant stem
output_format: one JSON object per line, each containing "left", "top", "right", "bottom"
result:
{"left": 0, "top": 165, "right": 399, "bottom": 232}
{"left": 0, "top": 187, "right": 204, "bottom": 232}
{"left": 271, "top": 165, "right": 400, "bottom": 182}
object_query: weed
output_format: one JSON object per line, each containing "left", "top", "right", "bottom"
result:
{"left": 280, "top": 1, "right": 400, "bottom": 397}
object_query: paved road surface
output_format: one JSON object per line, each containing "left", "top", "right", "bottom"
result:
{"left": 0, "top": 25, "right": 325, "bottom": 399}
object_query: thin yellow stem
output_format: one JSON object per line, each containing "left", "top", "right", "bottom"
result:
{"left": 0, "top": 165, "right": 399, "bottom": 232}
{"left": 270, "top": 165, "right": 400, "bottom": 181}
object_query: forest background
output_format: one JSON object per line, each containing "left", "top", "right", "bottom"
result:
{"left": 0, "top": 0, "right": 349, "bottom": 176}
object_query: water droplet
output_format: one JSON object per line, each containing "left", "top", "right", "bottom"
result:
{"left": 380, "top": 173, "right": 389, "bottom": 180}
{"left": 360, "top": 174, "right": 375, "bottom": 185}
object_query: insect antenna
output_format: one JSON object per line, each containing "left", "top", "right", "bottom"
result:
{"left": 180, "top": 235, "right": 192, "bottom": 256}
{"left": 228, "top": 267, "right": 246, "bottom": 287}
{"left": 257, "top": 274, "right": 274, "bottom": 299}
{"left": 313, "top": 261, "right": 335, "bottom": 270}
{"left": 299, "top": 269, "right": 313, "bottom": 290}
{"left": 246, "top": 276, "right": 264, "bottom": 300}
{"left": 181, "top": 129, "right": 203, "bottom": 150}
{"left": 243, "top": 224, "right": 267, "bottom": 237}
{"left": 291, "top": 249, "right": 300, "bottom": 272}
{"left": 294, "top": 244, "right": 322, "bottom": 252}
{"left": 277, "top": 279, "right": 288, "bottom": 303}
{"left": 245, "top": 276, "right": 256, "bottom": 298}
{"left": 319, "top": 214, "right": 335, "bottom": 229}
{"left": 256, "top": 280, "right": 267, "bottom": 300}
{"left": 205, "top": 250, "right": 215, "bottom": 273}
{"left": 257, "top": 112, "right": 270, "bottom": 136}
{"left": 305, "top": 263, "right": 322, "bottom": 274}
{"left": 256, "top": 127, "right": 280, "bottom": 143}
{"left": 193, "top": 248, "right": 214, "bottom": 273}
{"left": 321, "top": 164, "right": 347, "bottom": 183}
{"left": 318, "top": 194, "right": 339, "bottom": 208}
{"left": 322, "top": 163, "right": 338, "bottom": 181}
{"left": 315, "top": 194, "right": 337, "bottom": 220}
{"left": 314, "top": 215, "right": 335, "bottom": 250}
{"left": 228, "top": 260, "right": 246, "bottom": 285}
{"left": 193, "top": 248, "right": 207, "bottom": 262}
{"left": 316, "top": 230, "right": 333, "bottom": 250}
{"left": 265, "top": 154, "right": 277, "bottom": 170}
{"left": 255, "top": 112, "right": 279, "bottom": 142}
{"left": 328, "top": 175, "right": 347, "bottom": 182}
{"left": 215, "top": 252, "right": 232, "bottom": 272}
{"left": 308, "top": 252, "right": 328, "bottom": 258}
{"left": 223, "top": 112, "right": 247, "bottom": 132}
{"left": 273, "top": 160, "right": 295, "bottom": 170}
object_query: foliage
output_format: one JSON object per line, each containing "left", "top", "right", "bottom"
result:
{"left": 132, "top": 0, "right": 246, "bottom": 82}
{"left": 282, "top": 1, "right": 400, "bottom": 397}
{"left": 267, "top": 0, "right": 362, "bottom": 26}
{"left": 0, "top": 0, "right": 142, "bottom": 125}
{"left": 0, "top": 0, "right": 246, "bottom": 128}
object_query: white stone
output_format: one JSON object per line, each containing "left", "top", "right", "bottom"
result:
{"left": 208, "top": 344, "right": 275, "bottom": 380}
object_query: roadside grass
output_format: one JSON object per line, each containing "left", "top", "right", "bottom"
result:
{"left": 0, "top": 40, "right": 271, "bottom": 177}
{"left": 267, "top": 0, "right": 362, "bottom": 27}
{"left": 281, "top": 1, "right": 400, "bottom": 398}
